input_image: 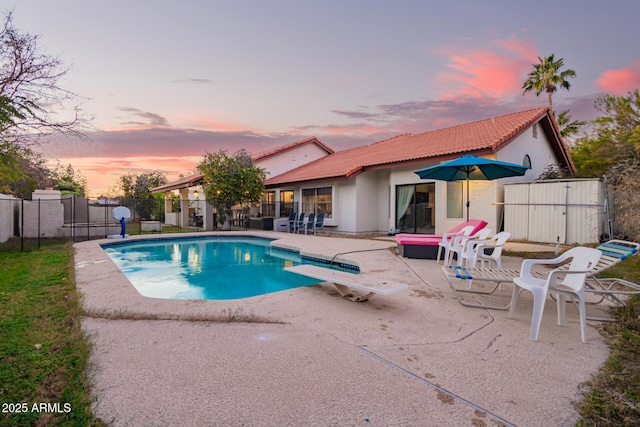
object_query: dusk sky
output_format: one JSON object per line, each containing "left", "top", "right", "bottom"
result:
{"left": 11, "top": 0, "right": 640, "bottom": 195}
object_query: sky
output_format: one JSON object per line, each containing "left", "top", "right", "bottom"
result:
{"left": 9, "top": 0, "right": 640, "bottom": 195}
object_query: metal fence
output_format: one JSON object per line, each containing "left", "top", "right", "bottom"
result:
{"left": 0, "top": 194, "right": 302, "bottom": 251}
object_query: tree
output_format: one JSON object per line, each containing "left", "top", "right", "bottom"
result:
{"left": 51, "top": 163, "right": 87, "bottom": 196}
{"left": 0, "top": 11, "right": 91, "bottom": 198}
{"left": 0, "top": 11, "right": 90, "bottom": 146}
{"left": 570, "top": 90, "right": 640, "bottom": 178}
{"left": 116, "top": 171, "right": 168, "bottom": 220}
{"left": 555, "top": 110, "right": 586, "bottom": 139}
{"left": 569, "top": 90, "right": 640, "bottom": 240}
{"left": 0, "top": 142, "right": 50, "bottom": 197}
{"left": 522, "top": 54, "right": 576, "bottom": 114}
{"left": 197, "top": 149, "right": 266, "bottom": 230}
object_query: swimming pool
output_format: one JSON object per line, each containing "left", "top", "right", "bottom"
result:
{"left": 102, "top": 236, "right": 356, "bottom": 300}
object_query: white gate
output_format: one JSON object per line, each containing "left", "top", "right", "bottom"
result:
{"left": 504, "top": 179, "right": 605, "bottom": 244}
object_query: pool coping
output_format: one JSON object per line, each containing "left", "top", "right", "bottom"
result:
{"left": 74, "top": 231, "right": 393, "bottom": 321}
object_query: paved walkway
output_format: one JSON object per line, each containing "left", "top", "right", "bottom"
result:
{"left": 75, "top": 232, "right": 611, "bottom": 426}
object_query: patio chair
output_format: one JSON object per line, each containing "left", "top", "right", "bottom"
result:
{"left": 287, "top": 212, "right": 297, "bottom": 233}
{"left": 303, "top": 213, "right": 315, "bottom": 234}
{"left": 446, "top": 228, "right": 492, "bottom": 267}
{"left": 313, "top": 212, "right": 325, "bottom": 234}
{"left": 295, "top": 212, "right": 305, "bottom": 234}
{"left": 442, "top": 239, "right": 640, "bottom": 316}
{"left": 508, "top": 246, "right": 602, "bottom": 343}
{"left": 461, "top": 231, "right": 511, "bottom": 269}
{"left": 437, "top": 225, "right": 475, "bottom": 265}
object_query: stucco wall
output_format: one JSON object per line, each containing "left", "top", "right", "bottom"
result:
{"left": 22, "top": 199, "right": 65, "bottom": 238}
{"left": 354, "top": 171, "right": 384, "bottom": 233}
{"left": 334, "top": 180, "right": 356, "bottom": 232}
{"left": 0, "top": 194, "right": 18, "bottom": 243}
{"left": 258, "top": 144, "right": 330, "bottom": 179}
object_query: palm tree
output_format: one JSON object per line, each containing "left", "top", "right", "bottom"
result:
{"left": 555, "top": 110, "right": 586, "bottom": 138}
{"left": 522, "top": 54, "right": 576, "bottom": 114}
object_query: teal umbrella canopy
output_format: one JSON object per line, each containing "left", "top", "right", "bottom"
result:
{"left": 414, "top": 155, "right": 530, "bottom": 220}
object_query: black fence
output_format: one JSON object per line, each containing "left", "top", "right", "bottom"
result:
{"left": 0, "top": 195, "right": 300, "bottom": 251}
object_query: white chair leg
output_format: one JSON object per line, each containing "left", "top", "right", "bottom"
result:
{"left": 443, "top": 247, "right": 452, "bottom": 266}
{"left": 508, "top": 286, "right": 522, "bottom": 319}
{"left": 556, "top": 294, "right": 567, "bottom": 326}
{"left": 529, "top": 287, "right": 548, "bottom": 341}
{"left": 577, "top": 290, "right": 587, "bottom": 343}
{"left": 436, "top": 246, "right": 443, "bottom": 264}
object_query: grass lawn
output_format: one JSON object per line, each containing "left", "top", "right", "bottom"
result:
{"left": 0, "top": 241, "right": 103, "bottom": 427}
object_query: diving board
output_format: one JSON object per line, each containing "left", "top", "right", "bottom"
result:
{"left": 285, "top": 264, "right": 408, "bottom": 302}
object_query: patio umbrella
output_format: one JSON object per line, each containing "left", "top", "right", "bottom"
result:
{"left": 414, "top": 155, "right": 530, "bottom": 221}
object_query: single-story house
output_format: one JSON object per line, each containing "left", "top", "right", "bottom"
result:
{"left": 263, "top": 107, "right": 574, "bottom": 235}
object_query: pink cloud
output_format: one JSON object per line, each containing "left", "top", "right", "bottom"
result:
{"left": 177, "top": 114, "right": 255, "bottom": 133}
{"left": 434, "top": 36, "right": 538, "bottom": 100}
{"left": 57, "top": 155, "right": 203, "bottom": 196}
{"left": 596, "top": 59, "right": 640, "bottom": 95}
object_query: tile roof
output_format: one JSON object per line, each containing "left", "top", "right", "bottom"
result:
{"left": 251, "top": 136, "right": 334, "bottom": 161}
{"left": 265, "top": 108, "right": 571, "bottom": 186}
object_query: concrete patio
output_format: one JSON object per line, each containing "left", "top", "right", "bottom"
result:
{"left": 74, "top": 232, "right": 612, "bottom": 426}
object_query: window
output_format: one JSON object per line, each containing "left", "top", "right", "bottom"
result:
{"left": 532, "top": 124, "right": 537, "bottom": 139}
{"left": 446, "top": 181, "right": 463, "bottom": 218}
{"left": 302, "top": 187, "right": 332, "bottom": 218}
{"left": 523, "top": 154, "right": 531, "bottom": 168}
{"left": 261, "top": 191, "right": 276, "bottom": 217}
{"left": 279, "top": 190, "right": 294, "bottom": 217}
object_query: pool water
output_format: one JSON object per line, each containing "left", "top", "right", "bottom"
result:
{"left": 102, "top": 237, "right": 329, "bottom": 300}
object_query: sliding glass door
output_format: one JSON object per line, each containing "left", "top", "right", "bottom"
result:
{"left": 396, "top": 183, "right": 435, "bottom": 234}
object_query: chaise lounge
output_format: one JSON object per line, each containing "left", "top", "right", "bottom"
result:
{"left": 442, "top": 239, "right": 640, "bottom": 318}
{"left": 395, "top": 219, "right": 488, "bottom": 259}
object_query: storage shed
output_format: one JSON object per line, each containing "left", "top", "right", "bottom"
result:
{"left": 504, "top": 179, "right": 606, "bottom": 244}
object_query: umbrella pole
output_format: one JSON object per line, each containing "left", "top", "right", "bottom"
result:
{"left": 466, "top": 179, "right": 470, "bottom": 221}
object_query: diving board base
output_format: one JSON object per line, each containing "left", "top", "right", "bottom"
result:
{"left": 285, "top": 264, "right": 408, "bottom": 302}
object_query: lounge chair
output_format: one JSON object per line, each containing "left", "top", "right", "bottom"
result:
{"left": 395, "top": 219, "right": 488, "bottom": 259}
{"left": 442, "top": 239, "right": 640, "bottom": 317}
{"left": 285, "top": 264, "right": 408, "bottom": 302}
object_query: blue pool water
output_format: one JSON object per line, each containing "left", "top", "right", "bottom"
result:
{"left": 102, "top": 236, "right": 344, "bottom": 300}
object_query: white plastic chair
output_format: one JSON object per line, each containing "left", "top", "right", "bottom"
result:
{"left": 436, "top": 225, "right": 475, "bottom": 265}
{"left": 508, "top": 247, "right": 602, "bottom": 343}
{"left": 447, "top": 228, "right": 492, "bottom": 267}
{"left": 462, "top": 231, "right": 511, "bottom": 269}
